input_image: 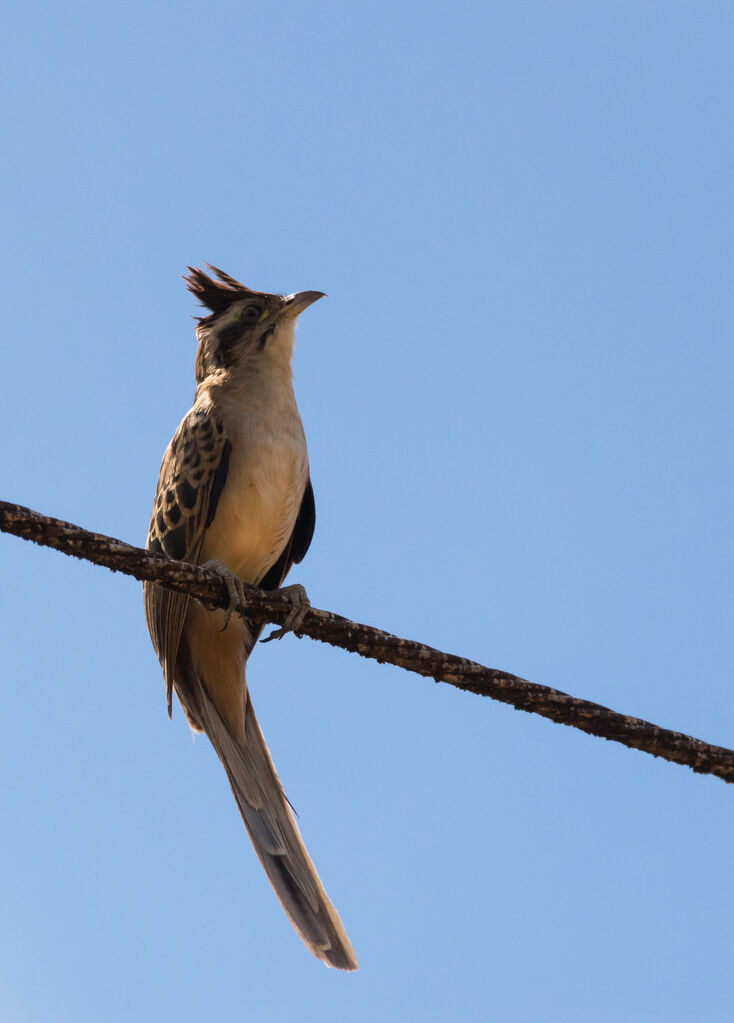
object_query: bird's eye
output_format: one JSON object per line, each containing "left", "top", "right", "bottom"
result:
{"left": 241, "top": 304, "right": 261, "bottom": 322}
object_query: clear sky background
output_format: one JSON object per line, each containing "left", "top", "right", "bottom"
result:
{"left": 1, "top": 2, "right": 732, "bottom": 1021}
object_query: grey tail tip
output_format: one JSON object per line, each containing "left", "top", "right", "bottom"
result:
{"left": 323, "top": 947, "right": 359, "bottom": 972}
{"left": 189, "top": 674, "right": 359, "bottom": 974}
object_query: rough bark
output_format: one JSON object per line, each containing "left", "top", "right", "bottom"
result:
{"left": 1, "top": 499, "right": 732, "bottom": 784}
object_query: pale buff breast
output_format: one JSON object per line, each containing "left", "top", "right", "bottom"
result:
{"left": 200, "top": 418, "right": 309, "bottom": 585}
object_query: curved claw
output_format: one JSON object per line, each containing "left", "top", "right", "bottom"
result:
{"left": 200, "top": 559, "right": 247, "bottom": 631}
{"left": 262, "top": 583, "right": 311, "bottom": 643}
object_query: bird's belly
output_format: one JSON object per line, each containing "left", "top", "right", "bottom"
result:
{"left": 201, "top": 439, "right": 306, "bottom": 585}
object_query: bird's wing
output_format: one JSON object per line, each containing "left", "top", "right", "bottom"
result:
{"left": 246, "top": 476, "right": 315, "bottom": 644}
{"left": 144, "top": 408, "right": 231, "bottom": 715}
{"left": 258, "top": 476, "right": 315, "bottom": 592}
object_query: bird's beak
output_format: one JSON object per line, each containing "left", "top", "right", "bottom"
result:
{"left": 282, "top": 291, "right": 326, "bottom": 317}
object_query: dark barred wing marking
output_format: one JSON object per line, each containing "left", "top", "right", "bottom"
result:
{"left": 144, "top": 409, "right": 231, "bottom": 714}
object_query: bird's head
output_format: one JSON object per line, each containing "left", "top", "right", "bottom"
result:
{"left": 184, "top": 265, "right": 324, "bottom": 383}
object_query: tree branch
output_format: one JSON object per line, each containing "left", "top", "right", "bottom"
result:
{"left": 1, "top": 498, "right": 732, "bottom": 784}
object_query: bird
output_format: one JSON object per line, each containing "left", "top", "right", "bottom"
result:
{"left": 143, "top": 264, "right": 357, "bottom": 971}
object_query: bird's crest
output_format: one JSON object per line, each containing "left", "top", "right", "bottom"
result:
{"left": 184, "top": 265, "right": 255, "bottom": 317}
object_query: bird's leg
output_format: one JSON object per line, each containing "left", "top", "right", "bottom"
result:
{"left": 200, "top": 559, "right": 247, "bottom": 631}
{"left": 262, "top": 583, "right": 311, "bottom": 642}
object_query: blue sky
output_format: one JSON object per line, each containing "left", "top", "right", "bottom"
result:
{"left": 1, "top": 2, "right": 733, "bottom": 1020}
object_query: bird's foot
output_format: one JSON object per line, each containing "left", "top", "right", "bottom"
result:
{"left": 201, "top": 559, "right": 246, "bottom": 631}
{"left": 262, "top": 584, "right": 311, "bottom": 642}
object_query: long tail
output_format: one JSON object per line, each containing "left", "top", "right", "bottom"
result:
{"left": 186, "top": 674, "right": 358, "bottom": 971}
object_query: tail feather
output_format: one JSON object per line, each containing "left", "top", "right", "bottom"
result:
{"left": 187, "top": 673, "right": 358, "bottom": 971}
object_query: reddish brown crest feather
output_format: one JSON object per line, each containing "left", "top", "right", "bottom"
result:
{"left": 183, "top": 265, "right": 254, "bottom": 316}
